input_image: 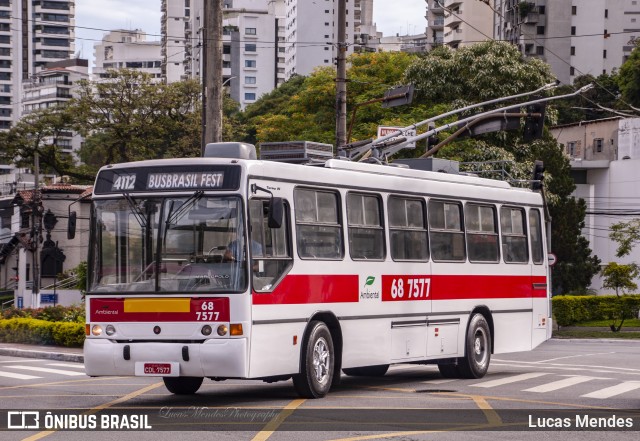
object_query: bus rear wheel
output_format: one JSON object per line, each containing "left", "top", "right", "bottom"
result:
{"left": 343, "top": 364, "right": 389, "bottom": 377}
{"left": 458, "top": 314, "right": 491, "bottom": 379}
{"left": 293, "top": 320, "right": 334, "bottom": 398}
{"left": 163, "top": 376, "right": 204, "bottom": 394}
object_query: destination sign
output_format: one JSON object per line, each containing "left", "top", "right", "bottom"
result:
{"left": 147, "top": 172, "right": 224, "bottom": 190}
{"left": 94, "top": 165, "right": 240, "bottom": 194}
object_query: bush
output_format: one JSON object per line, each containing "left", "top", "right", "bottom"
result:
{"left": 1, "top": 305, "right": 85, "bottom": 323}
{"left": 0, "top": 318, "right": 84, "bottom": 347}
{"left": 552, "top": 294, "right": 640, "bottom": 327}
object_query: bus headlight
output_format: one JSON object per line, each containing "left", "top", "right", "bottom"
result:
{"left": 91, "top": 325, "right": 103, "bottom": 336}
{"left": 217, "top": 325, "right": 228, "bottom": 336}
{"left": 105, "top": 325, "right": 116, "bottom": 336}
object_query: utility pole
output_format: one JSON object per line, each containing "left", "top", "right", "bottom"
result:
{"left": 32, "top": 152, "right": 40, "bottom": 309}
{"left": 203, "top": 0, "right": 224, "bottom": 154}
{"left": 335, "top": 0, "right": 347, "bottom": 148}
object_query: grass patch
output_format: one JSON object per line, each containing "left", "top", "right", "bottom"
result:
{"left": 553, "top": 330, "right": 640, "bottom": 339}
{"left": 571, "top": 318, "right": 640, "bottom": 327}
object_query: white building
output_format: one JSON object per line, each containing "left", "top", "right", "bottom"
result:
{"left": 0, "top": 0, "right": 75, "bottom": 132}
{"left": 551, "top": 117, "right": 640, "bottom": 293}
{"left": 493, "top": 0, "right": 640, "bottom": 85}
{"left": 425, "top": 0, "right": 492, "bottom": 50}
{"left": 93, "top": 30, "right": 162, "bottom": 81}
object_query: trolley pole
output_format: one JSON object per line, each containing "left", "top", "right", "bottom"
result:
{"left": 335, "top": 0, "right": 348, "bottom": 148}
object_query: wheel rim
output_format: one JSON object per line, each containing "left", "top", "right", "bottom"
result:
{"left": 312, "top": 336, "right": 330, "bottom": 385}
{"left": 473, "top": 328, "right": 488, "bottom": 367}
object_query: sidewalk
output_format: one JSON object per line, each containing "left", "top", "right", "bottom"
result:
{"left": 0, "top": 342, "right": 83, "bottom": 363}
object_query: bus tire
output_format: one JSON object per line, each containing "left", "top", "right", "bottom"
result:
{"left": 163, "top": 376, "right": 203, "bottom": 394}
{"left": 293, "top": 320, "right": 334, "bottom": 398}
{"left": 458, "top": 314, "right": 491, "bottom": 379}
{"left": 343, "top": 364, "right": 389, "bottom": 377}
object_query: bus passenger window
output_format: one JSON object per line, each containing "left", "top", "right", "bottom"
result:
{"left": 388, "top": 196, "right": 428, "bottom": 261}
{"left": 250, "top": 199, "right": 292, "bottom": 292}
{"left": 500, "top": 206, "right": 529, "bottom": 263}
{"left": 428, "top": 200, "right": 465, "bottom": 261}
{"left": 347, "top": 193, "right": 385, "bottom": 260}
{"left": 529, "top": 209, "right": 544, "bottom": 264}
{"left": 294, "top": 188, "right": 343, "bottom": 259}
{"left": 465, "top": 203, "right": 499, "bottom": 262}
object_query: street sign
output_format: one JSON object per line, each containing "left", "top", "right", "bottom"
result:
{"left": 377, "top": 126, "right": 417, "bottom": 149}
{"left": 381, "top": 84, "right": 414, "bottom": 108}
{"left": 40, "top": 293, "right": 58, "bottom": 303}
{"left": 548, "top": 253, "right": 557, "bottom": 267}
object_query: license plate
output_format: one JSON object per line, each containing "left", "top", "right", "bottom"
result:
{"left": 135, "top": 362, "right": 179, "bottom": 377}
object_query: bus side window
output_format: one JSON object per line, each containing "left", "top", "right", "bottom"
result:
{"left": 465, "top": 203, "right": 499, "bottom": 263}
{"left": 388, "top": 196, "right": 429, "bottom": 261}
{"left": 529, "top": 209, "right": 544, "bottom": 264}
{"left": 347, "top": 192, "right": 385, "bottom": 260}
{"left": 294, "top": 188, "right": 343, "bottom": 259}
{"left": 249, "top": 199, "right": 292, "bottom": 292}
{"left": 428, "top": 200, "right": 465, "bottom": 262}
{"left": 500, "top": 206, "right": 529, "bottom": 263}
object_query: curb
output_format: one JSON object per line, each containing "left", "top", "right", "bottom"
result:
{"left": 0, "top": 347, "right": 83, "bottom": 363}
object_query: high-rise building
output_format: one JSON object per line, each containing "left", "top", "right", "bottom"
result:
{"left": 93, "top": 30, "right": 162, "bottom": 81}
{"left": 0, "top": 0, "right": 75, "bottom": 131}
{"left": 426, "top": 0, "right": 492, "bottom": 50}
{"left": 493, "top": 0, "right": 640, "bottom": 85}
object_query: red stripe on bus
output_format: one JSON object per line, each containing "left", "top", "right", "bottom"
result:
{"left": 252, "top": 274, "right": 360, "bottom": 305}
{"left": 89, "top": 297, "right": 230, "bottom": 322}
{"left": 429, "top": 275, "right": 548, "bottom": 300}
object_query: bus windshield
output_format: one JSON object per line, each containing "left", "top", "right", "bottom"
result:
{"left": 90, "top": 195, "right": 247, "bottom": 293}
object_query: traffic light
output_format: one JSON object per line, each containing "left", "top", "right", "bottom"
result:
{"left": 531, "top": 160, "right": 545, "bottom": 191}
{"left": 523, "top": 103, "right": 546, "bottom": 142}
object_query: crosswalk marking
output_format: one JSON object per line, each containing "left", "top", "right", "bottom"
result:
{"left": 421, "top": 379, "right": 456, "bottom": 385}
{"left": 0, "top": 371, "right": 42, "bottom": 380}
{"left": 523, "top": 376, "right": 595, "bottom": 393}
{"left": 8, "top": 366, "right": 85, "bottom": 376}
{"left": 46, "top": 363, "right": 85, "bottom": 369}
{"left": 471, "top": 372, "right": 548, "bottom": 388}
{"left": 581, "top": 381, "right": 640, "bottom": 399}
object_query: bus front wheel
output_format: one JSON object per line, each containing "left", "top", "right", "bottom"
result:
{"left": 458, "top": 314, "right": 491, "bottom": 379}
{"left": 293, "top": 320, "right": 334, "bottom": 398}
{"left": 163, "top": 376, "right": 204, "bottom": 394}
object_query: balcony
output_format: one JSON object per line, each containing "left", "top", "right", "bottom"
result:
{"left": 522, "top": 12, "right": 539, "bottom": 24}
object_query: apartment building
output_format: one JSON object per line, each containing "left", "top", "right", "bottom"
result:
{"left": 0, "top": 0, "right": 75, "bottom": 131}
{"left": 494, "top": 0, "right": 640, "bottom": 85}
{"left": 426, "top": 0, "right": 492, "bottom": 50}
{"left": 93, "top": 30, "right": 162, "bottom": 81}
{"left": 551, "top": 117, "right": 640, "bottom": 293}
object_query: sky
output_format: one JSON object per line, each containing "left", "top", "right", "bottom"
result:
{"left": 75, "top": 0, "right": 427, "bottom": 66}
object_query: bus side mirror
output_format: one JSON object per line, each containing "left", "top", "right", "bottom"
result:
{"left": 268, "top": 198, "right": 283, "bottom": 229}
{"left": 67, "top": 211, "right": 77, "bottom": 239}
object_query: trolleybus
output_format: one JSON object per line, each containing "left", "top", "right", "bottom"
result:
{"left": 81, "top": 142, "right": 552, "bottom": 397}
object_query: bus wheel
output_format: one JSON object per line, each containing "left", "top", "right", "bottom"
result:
{"left": 293, "top": 321, "right": 334, "bottom": 398}
{"left": 163, "top": 376, "right": 203, "bottom": 394}
{"left": 458, "top": 314, "right": 491, "bottom": 379}
{"left": 343, "top": 364, "right": 389, "bottom": 377}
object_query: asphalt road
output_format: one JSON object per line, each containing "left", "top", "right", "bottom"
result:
{"left": 0, "top": 339, "right": 639, "bottom": 441}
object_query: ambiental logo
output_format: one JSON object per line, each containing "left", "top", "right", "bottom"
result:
{"left": 360, "top": 275, "right": 380, "bottom": 300}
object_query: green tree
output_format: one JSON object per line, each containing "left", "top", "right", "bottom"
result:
{"left": 554, "top": 73, "right": 622, "bottom": 125}
{"left": 617, "top": 42, "right": 640, "bottom": 107}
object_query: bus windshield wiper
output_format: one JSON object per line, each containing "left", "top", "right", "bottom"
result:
{"left": 166, "top": 190, "right": 204, "bottom": 226}
{"left": 123, "top": 192, "right": 147, "bottom": 228}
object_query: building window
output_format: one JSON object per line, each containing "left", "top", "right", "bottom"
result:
{"left": 571, "top": 26, "right": 576, "bottom": 35}
{"left": 605, "top": 9, "right": 608, "bottom": 18}
{"left": 536, "top": 46, "right": 544, "bottom": 55}
{"left": 567, "top": 141, "right": 577, "bottom": 156}
{"left": 570, "top": 66, "right": 575, "bottom": 75}
{"left": 603, "top": 49, "right": 607, "bottom": 58}
{"left": 245, "top": 76, "right": 256, "bottom": 84}
{"left": 245, "top": 60, "right": 256, "bottom": 68}
{"left": 223, "top": 44, "right": 231, "bottom": 54}
{"left": 572, "top": 5, "right": 577, "bottom": 15}
{"left": 538, "top": 5, "right": 545, "bottom": 14}
{"left": 347, "top": 193, "right": 385, "bottom": 260}
{"left": 244, "top": 92, "right": 256, "bottom": 100}
{"left": 245, "top": 27, "right": 256, "bottom": 35}
{"left": 536, "top": 26, "right": 545, "bottom": 35}
{"left": 571, "top": 46, "right": 575, "bottom": 55}
{"left": 245, "top": 43, "right": 256, "bottom": 52}
{"left": 594, "top": 138, "right": 604, "bottom": 153}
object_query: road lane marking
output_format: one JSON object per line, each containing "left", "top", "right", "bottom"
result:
{"left": 471, "top": 372, "right": 548, "bottom": 388}
{"left": 46, "top": 363, "right": 85, "bottom": 369}
{"left": 492, "top": 358, "right": 640, "bottom": 374}
{"left": 8, "top": 366, "right": 85, "bottom": 376}
{"left": 0, "top": 371, "right": 42, "bottom": 380}
{"left": 421, "top": 379, "right": 456, "bottom": 384}
{"left": 470, "top": 395, "right": 502, "bottom": 426}
{"left": 530, "top": 352, "right": 616, "bottom": 363}
{"left": 523, "top": 375, "right": 595, "bottom": 393}
{"left": 582, "top": 381, "right": 640, "bottom": 399}
{"left": 251, "top": 398, "right": 305, "bottom": 441}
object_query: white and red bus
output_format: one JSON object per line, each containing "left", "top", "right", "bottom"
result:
{"left": 82, "top": 143, "right": 552, "bottom": 397}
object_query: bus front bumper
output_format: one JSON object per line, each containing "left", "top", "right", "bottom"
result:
{"left": 83, "top": 338, "right": 248, "bottom": 378}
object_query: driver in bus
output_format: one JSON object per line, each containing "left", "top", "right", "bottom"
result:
{"left": 224, "top": 238, "right": 263, "bottom": 271}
